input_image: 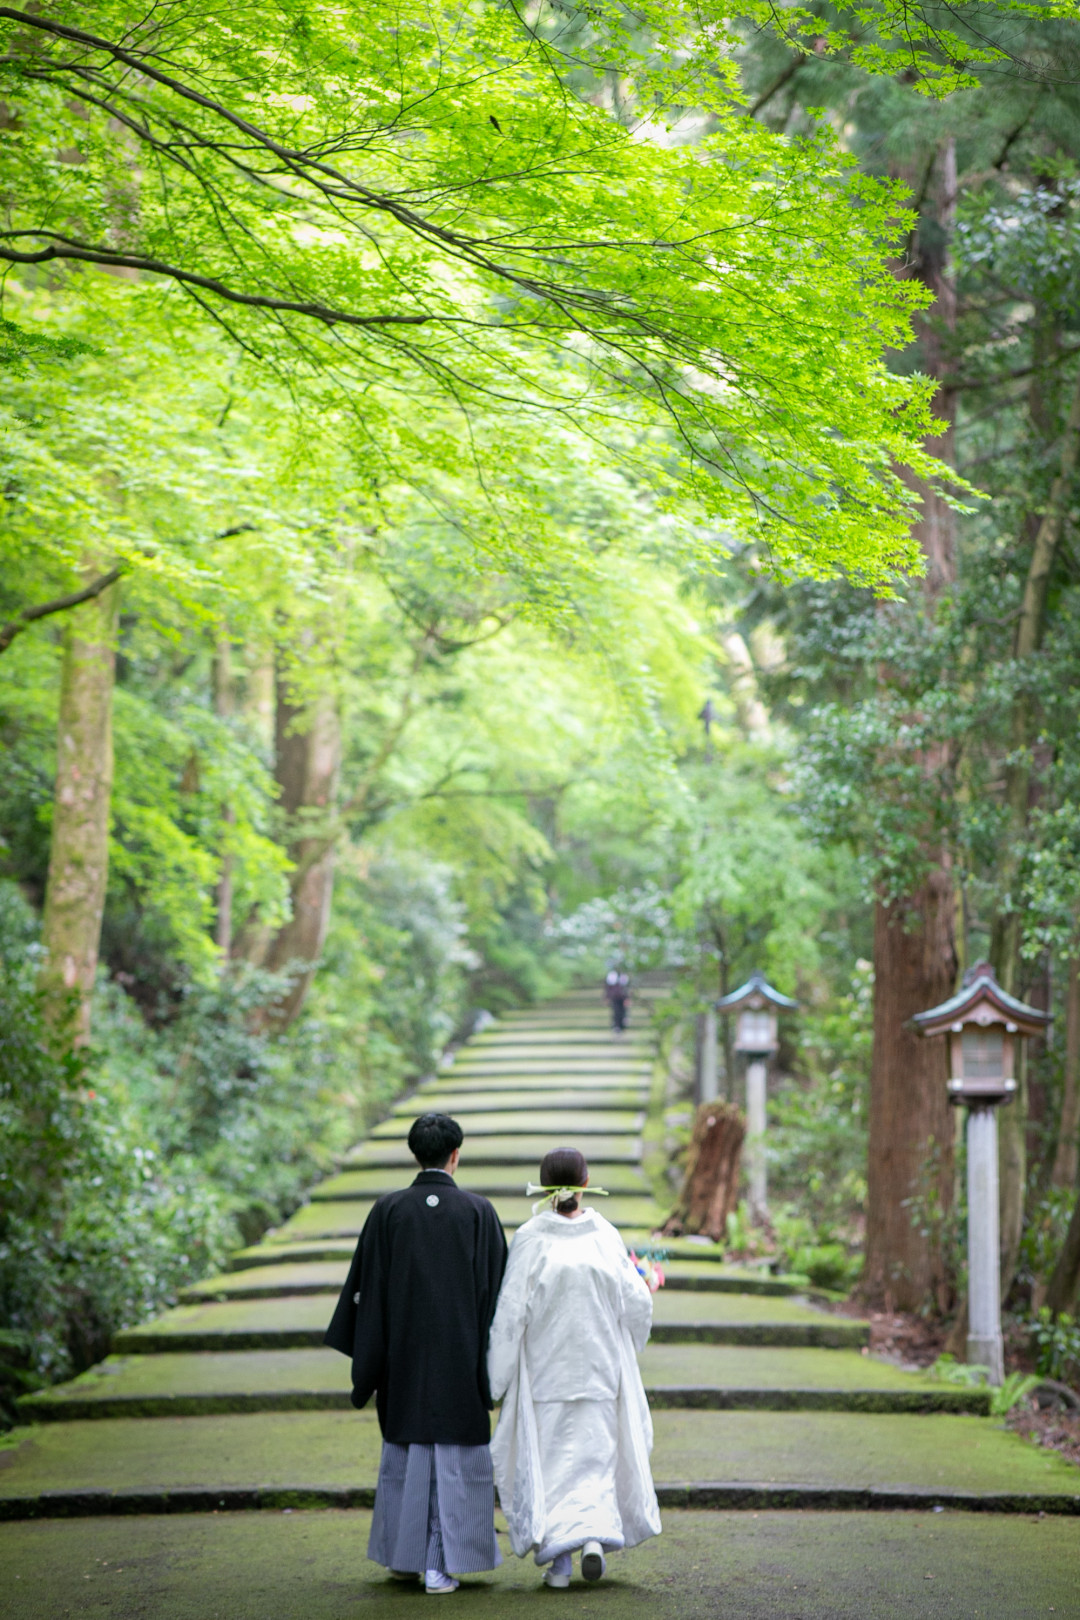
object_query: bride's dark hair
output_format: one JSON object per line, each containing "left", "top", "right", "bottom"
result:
{"left": 539, "top": 1146, "right": 589, "bottom": 1213}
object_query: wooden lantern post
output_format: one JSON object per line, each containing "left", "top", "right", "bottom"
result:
{"left": 716, "top": 972, "right": 798, "bottom": 1222}
{"left": 913, "top": 963, "right": 1050, "bottom": 1385}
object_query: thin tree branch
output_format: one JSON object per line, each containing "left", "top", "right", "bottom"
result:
{"left": 0, "top": 566, "right": 122, "bottom": 655}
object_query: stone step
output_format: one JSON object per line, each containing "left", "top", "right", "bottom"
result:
{"left": 109, "top": 1289, "right": 862, "bottom": 1354}
{"left": 462, "top": 1054, "right": 649, "bottom": 1068}
{"left": 469, "top": 1031, "right": 649, "bottom": 1047}
{"left": 3, "top": 1410, "right": 1077, "bottom": 1516}
{"left": 185, "top": 1257, "right": 800, "bottom": 1300}
{"left": 423, "top": 1072, "right": 647, "bottom": 1092}
{"left": 403, "top": 1088, "right": 648, "bottom": 1113}
{"left": 13, "top": 1344, "right": 991, "bottom": 1422}
{"left": 6, "top": 1511, "right": 1080, "bottom": 1620}
{"left": 347, "top": 1136, "right": 646, "bottom": 1169}
{"left": 308, "top": 1163, "right": 651, "bottom": 1202}
{"left": 269, "top": 1193, "right": 662, "bottom": 1244}
{"left": 369, "top": 1110, "right": 644, "bottom": 1138}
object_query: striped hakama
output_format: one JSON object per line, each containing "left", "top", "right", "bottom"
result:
{"left": 368, "top": 1442, "right": 502, "bottom": 1575}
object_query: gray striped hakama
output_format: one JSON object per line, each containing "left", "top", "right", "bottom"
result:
{"left": 368, "top": 1442, "right": 502, "bottom": 1575}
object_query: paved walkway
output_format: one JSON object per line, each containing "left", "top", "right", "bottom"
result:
{"left": 2, "top": 989, "right": 1078, "bottom": 1615}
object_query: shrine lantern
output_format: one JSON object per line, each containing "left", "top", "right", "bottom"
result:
{"left": 913, "top": 962, "right": 1049, "bottom": 1385}
{"left": 716, "top": 972, "right": 798, "bottom": 1220}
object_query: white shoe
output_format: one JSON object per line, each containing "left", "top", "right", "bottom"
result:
{"left": 543, "top": 1569, "right": 571, "bottom": 1588}
{"left": 581, "top": 1541, "right": 605, "bottom": 1582}
{"left": 425, "top": 1570, "right": 459, "bottom": 1594}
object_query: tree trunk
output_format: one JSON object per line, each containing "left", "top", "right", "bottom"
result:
{"left": 40, "top": 574, "right": 119, "bottom": 1043}
{"left": 1051, "top": 956, "right": 1080, "bottom": 1190}
{"left": 663, "top": 1101, "right": 746, "bottom": 1242}
{"left": 260, "top": 671, "right": 341, "bottom": 1029}
{"left": 863, "top": 875, "right": 958, "bottom": 1311}
{"left": 212, "top": 639, "right": 235, "bottom": 963}
{"left": 1046, "top": 1188, "right": 1080, "bottom": 1316}
{"left": 990, "top": 363, "right": 1080, "bottom": 1294}
{"left": 864, "top": 143, "right": 959, "bottom": 1315}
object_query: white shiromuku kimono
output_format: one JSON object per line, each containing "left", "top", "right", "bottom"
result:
{"left": 487, "top": 1207, "right": 662, "bottom": 1566}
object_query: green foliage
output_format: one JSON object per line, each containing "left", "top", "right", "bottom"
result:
{"left": 927, "top": 1354, "right": 991, "bottom": 1387}
{"left": 769, "top": 965, "right": 873, "bottom": 1237}
{"left": 0, "top": 882, "right": 234, "bottom": 1396}
{"left": 1020, "top": 1192, "right": 1078, "bottom": 1291}
{"left": 0, "top": 0, "right": 961, "bottom": 584}
{"left": 1029, "top": 1309, "right": 1080, "bottom": 1386}
{"left": 990, "top": 1372, "right": 1043, "bottom": 1418}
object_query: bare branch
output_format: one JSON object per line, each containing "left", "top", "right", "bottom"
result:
{"left": 0, "top": 566, "right": 122, "bottom": 655}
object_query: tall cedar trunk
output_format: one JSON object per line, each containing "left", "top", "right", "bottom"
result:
{"left": 261, "top": 673, "right": 341, "bottom": 1029}
{"left": 40, "top": 576, "right": 119, "bottom": 1043}
{"left": 1051, "top": 956, "right": 1080, "bottom": 1189}
{"left": 864, "top": 876, "right": 958, "bottom": 1310}
{"left": 212, "top": 639, "right": 235, "bottom": 963}
{"left": 1046, "top": 1188, "right": 1080, "bottom": 1315}
{"left": 864, "top": 143, "right": 958, "bottom": 1312}
{"left": 991, "top": 362, "right": 1080, "bottom": 1293}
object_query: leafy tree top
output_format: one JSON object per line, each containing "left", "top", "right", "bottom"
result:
{"left": 0, "top": 0, "right": 978, "bottom": 585}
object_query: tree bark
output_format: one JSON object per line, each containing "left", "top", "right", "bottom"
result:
{"left": 1046, "top": 1188, "right": 1080, "bottom": 1316}
{"left": 40, "top": 574, "right": 119, "bottom": 1043}
{"left": 864, "top": 142, "right": 959, "bottom": 1315}
{"left": 212, "top": 638, "right": 235, "bottom": 963}
{"left": 260, "top": 669, "right": 341, "bottom": 1029}
{"left": 663, "top": 1101, "right": 746, "bottom": 1242}
{"left": 864, "top": 875, "right": 958, "bottom": 1310}
{"left": 990, "top": 362, "right": 1080, "bottom": 1294}
{"left": 1051, "top": 956, "right": 1080, "bottom": 1190}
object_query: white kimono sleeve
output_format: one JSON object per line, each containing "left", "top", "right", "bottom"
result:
{"left": 487, "top": 1228, "right": 546, "bottom": 1556}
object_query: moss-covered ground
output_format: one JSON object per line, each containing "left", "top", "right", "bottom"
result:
{"left": 3, "top": 1510, "right": 1079, "bottom": 1619}
{"left": 3, "top": 1409, "right": 1076, "bottom": 1500}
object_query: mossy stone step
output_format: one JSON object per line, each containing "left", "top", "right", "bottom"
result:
{"left": 111, "top": 1289, "right": 858, "bottom": 1353}
{"left": 182, "top": 1262, "right": 350, "bottom": 1301}
{"left": 4, "top": 1409, "right": 1077, "bottom": 1508}
{"left": 425, "top": 1073, "right": 645, "bottom": 1092}
{"left": 270, "top": 1194, "right": 663, "bottom": 1243}
{"left": 227, "top": 1240, "right": 357, "bottom": 1271}
{"left": 402, "top": 1089, "right": 648, "bottom": 1113}
{"left": 652, "top": 1293, "right": 859, "bottom": 1328}
{"left": 469, "top": 1036, "right": 647, "bottom": 1049}
{"left": 309, "top": 1163, "right": 651, "bottom": 1202}
{"left": 345, "top": 1137, "right": 645, "bottom": 1167}
{"left": 17, "top": 1351, "right": 348, "bottom": 1419}
{"left": 445, "top": 1060, "right": 651, "bottom": 1078}
{"left": 13, "top": 1344, "right": 990, "bottom": 1421}
{"left": 370, "top": 1110, "right": 644, "bottom": 1138}
{"left": 636, "top": 1345, "right": 989, "bottom": 1412}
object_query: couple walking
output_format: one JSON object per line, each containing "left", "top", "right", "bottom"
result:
{"left": 325, "top": 1111, "right": 661, "bottom": 1592}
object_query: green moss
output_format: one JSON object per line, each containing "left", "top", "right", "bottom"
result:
{"left": 2, "top": 1510, "right": 1080, "bottom": 1618}
{"left": 649, "top": 1410, "right": 1080, "bottom": 1492}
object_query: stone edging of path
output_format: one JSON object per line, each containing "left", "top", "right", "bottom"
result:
{"left": 2, "top": 1481, "right": 1078, "bottom": 1522}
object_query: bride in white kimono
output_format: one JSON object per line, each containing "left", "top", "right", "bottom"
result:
{"left": 487, "top": 1147, "right": 662, "bottom": 1588}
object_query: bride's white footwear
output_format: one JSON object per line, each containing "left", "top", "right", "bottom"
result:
{"left": 581, "top": 1541, "right": 605, "bottom": 1582}
{"left": 425, "top": 1570, "right": 459, "bottom": 1594}
{"left": 543, "top": 1552, "right": 572, "bottom": 1588}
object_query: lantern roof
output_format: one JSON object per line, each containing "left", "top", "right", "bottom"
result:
{"left": 716, "top": 971, "right": 798, "bottom": 1014}
{"left": 912, "top": 962, "right": 1050, "bottom": 1039}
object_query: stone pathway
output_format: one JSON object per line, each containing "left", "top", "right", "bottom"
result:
{"left": 2, "top": 989, "right": 1078, "bottom": 1615}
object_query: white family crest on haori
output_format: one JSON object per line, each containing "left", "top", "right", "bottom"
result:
{"left": 486, "top": 1206, "right": 662, "bottom": 1565}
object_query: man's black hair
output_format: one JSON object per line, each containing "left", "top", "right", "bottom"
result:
{"left": 408, "top": 1112, "right": 464, "bottom": 1169}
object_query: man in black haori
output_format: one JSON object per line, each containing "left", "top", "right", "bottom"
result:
{"left": 325, "top": 1113, "right": 507, "bottom": 1594}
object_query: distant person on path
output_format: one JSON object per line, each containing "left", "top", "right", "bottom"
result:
{"left": 604, "top": 968, "right": 631, "bottom": 1032}
{"left": 325, "top": 1112, "right": 508, "bottom": 1594}
{"left": 487, "top": 1147, "right": 661, "bottom": 1588}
